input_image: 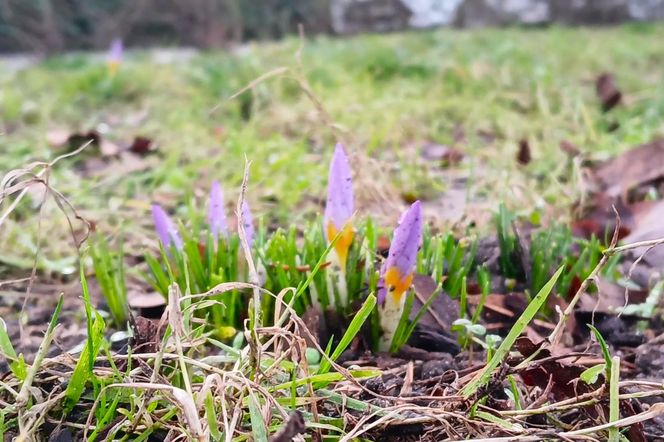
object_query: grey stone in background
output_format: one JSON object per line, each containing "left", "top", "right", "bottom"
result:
{"left": 406, "top": 0, "right": 463, "bottom": 28}
{"left": 629, "top": 0, "right": 664, "bottom": 20}
{"left": 331, "top": 0, "right": 664, "bottom": 34}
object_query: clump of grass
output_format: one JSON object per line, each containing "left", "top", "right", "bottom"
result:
{"left": 89, "top": 233, "right": 128, "bottom": 324}
{"left": 495, "top": 204, "right": 619, "bottom": 299}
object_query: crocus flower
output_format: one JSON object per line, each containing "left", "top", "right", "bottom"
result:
{"left": 240, "top": 200, "right": 254, "bottom": 249}
{"left": 378, "top": 201, "right": 423, "bottom": 350}
{"left": 151, "top": 204, "right": 183, "bottom": 251}
{"left": 107, "top": 38, "right": 123, "bottom": 74}
{"left": 324, "top": 143, "right": 354, "bottom": 271}
{"left": 208, "top": 181, "right": 228, "bottom": 240}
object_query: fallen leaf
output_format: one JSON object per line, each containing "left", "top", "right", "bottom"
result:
{"left": 571, "top": 194, "right": 633, "bottom": 241}
{"left": 593, "top": 139, "right": 664, "bottom": 197}
{"left": 596, "top": 72, "right": 622, "bottom": 112}
{"left": 516, "top": 337, "right": 596, "bottom": 400}
{"left": 128, "top": 136, "right": 154, "bottom": 155}
{"left": 516, "top": 139, "right": 531, "bottom": 165}
{"left": 46, "top": 128, "right": 71, "bottom": 148}
{"left": 560, "top": 140, "right": 581, "bottom": 157}
{"left": 578, "top": 277, "right": 647, "bottom": 315}
{"left": 128, "top": 315, "right": 163, "bottom": 353}
{"left": 620, "top": 199, "right": 664, "bottom": 267}
{"left": 420, "top": 143, "right": 464, "bottom": 167}
{"left": 269, "top": 411, "right": 305, "bottom": 442}
{"left": 100, "top": 138, "right": 121, "bottom": 156}
{"left": 67, "top": 130, "right": 101, "bottom": 151}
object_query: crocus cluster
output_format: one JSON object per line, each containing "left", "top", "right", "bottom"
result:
{"left": 107, "top": 38, "right": 123, "bottom": 75}
{"left": 377, "top": 201, "right": 423, "bottom": 351}
{"left": 151, "top": 181, "right": 254, "bottom": 250}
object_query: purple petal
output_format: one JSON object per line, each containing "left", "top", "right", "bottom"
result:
{"left": 151, "top": 204, "right": 183, "bottom": 251}
{"left": 324, "top": 143, "right": 353, "bottom": 240}
{"left": 208, "top": 181, "right": 228, "bottom": 240}
{"left": 108, "top": 38, "right": 123, "bottom": 64}
{"left": 377, "top": 201, "right": 423, "bottom": 304}
{"left": 241, "top": 200, "right": 254, "bottom": 248}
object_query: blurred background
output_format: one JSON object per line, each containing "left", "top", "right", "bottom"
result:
{"left": 2, "top": 0, "right": 664, "bottom": 53}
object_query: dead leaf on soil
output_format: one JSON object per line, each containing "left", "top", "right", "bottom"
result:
{"left": 560, "top": 140, "right": 581, "bottom": 157}
{"left": 596, "top": 72, "right": 622, "bottom": 112}
{"left": 571, "top": 194, "right": 633, "bottom": 240}
{"left": 420, "top": 142, "right": 464, "bottom": 167}
{"left": 128, "top": 136, "right": 155, "bottom": 155}
{"left": 578, "top": 277, "right": 647, "bottom": 315}
{"left": 593, "top": 138, "right": 664, "bottom": 197}
{"left": 128, "top": 315, "right": 163, "bottom": 353}
{"left": 269, "top": 411, "right": 306, "bottom": 442}
{"left": 516, "top": 139, "right": 531, "bottom": 165}
{"left": 620, "top": 199, "right": 664, "bottom": 267}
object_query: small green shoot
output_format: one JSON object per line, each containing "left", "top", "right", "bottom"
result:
{"left": 581, "top": 363, "right": 606, "bottom": 385}
{"left": 0, "top": 318, "right": 26, "bottom": 380}
{"left": 90, "top": 233, "right": 128, "bottom": 324}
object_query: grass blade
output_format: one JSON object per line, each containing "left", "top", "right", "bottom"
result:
{"left": 0, "top": 318, "right": 25, "bottom": 380}
{"left": 15, "top": 294, "right": 64, "bottom": 407}
{"left": 318, "top": 293, "right": 376, "bottom": 374}
{"left": 608, "top": 355, "right": 621, "bottom": 442}
{"left": 461, "top": 265, "right": 564, "bottom": 398}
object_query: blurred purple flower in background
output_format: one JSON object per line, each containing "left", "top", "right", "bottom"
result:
{"left": 241, "top": 200, "right": 254, "bottom": 248}
{"left": 208, "top": 181, "right": 228, "bottom": 240}
{"left": 107, "top": 38, "right": 123, "bottom": 74}
{"left": 324, "top": 143, "right": 354, "bottom": 270}
{"left": 151, "top": 204, "right": 183, "bottom": 251}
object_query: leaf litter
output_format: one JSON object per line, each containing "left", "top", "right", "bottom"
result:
{"left": 3, "top": 60, "right": 664, "bottom": 442}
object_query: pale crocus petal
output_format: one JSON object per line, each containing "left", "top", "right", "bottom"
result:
{"left": 377, "top": 201, "right": 423, "bottom": 305}
{"left": 324, "top": 143, "right": 354, "bottom": 270}
{"left": 208, "top": 181, "right": 228, "bottom": 240}
{"left": 324, "top": 143, "right": 353, "bottom": 237}
{"left": 241, "top": 200, "right": 254, "bottom": 248}
{"left": 151, "top": 204, "right": 183, "bottom": 251}
{"left": 108, "top": 38, "right": 123, "bottom": 73}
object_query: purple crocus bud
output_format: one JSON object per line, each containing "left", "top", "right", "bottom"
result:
{"left": 378, "top": 201, "right": 422, "bottom": 304}
{"left": 324, "top": 143, "right": 354, "bottom": 270}
{"left": 240, "top": 200, "right": 254, "bottom": 249}
{"left": 377, "top": 201, "right": 423, "bottom": 350}
{"left": 151, "top": 204, "right": 183, "bottom": 251}
{"left": 208, "top": 181, "right": 228, "bottom": 240}
{"left": 107, "top": 38, "right": 123, "bottom": 74}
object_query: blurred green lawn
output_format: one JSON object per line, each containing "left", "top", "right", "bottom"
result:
{"left": 1, "top": 24, "right": 664, "bottom": 274}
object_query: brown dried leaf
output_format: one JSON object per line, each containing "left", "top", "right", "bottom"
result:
{"left": 128, "top": 136, "right": 154, "bottom": 155}
{"left": 593, "top": 138, "right": 664, "bottom": 197}
{"left": 516, "top": 139, "right": 531, "bottom": 165}
{"left": 596, "top": 72, "right": 622, "bottom": 112}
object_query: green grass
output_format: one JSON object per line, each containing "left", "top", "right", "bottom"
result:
{"left": 2, "top": 24, "right": 663, "bottom": 440}
{"left": 2, "top": 24, "right": 664, "bottom": 274}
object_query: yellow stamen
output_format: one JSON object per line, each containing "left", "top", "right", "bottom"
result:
{"left": 384, "top": 266, "right": 413, "bottom": 304}
{"left": 327, "top": 221, "right": 354, "bottom": 271}
{"left": 108, "top": 62, "right": 119, "bottom": 75}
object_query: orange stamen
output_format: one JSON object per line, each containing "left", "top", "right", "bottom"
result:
{"left": 384, "top": 266, "right": 413, "bottom": 303}
{"left": 327, "top": 221, "right": 354, "bottom": 271}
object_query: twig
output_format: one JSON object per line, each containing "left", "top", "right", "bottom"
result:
{"left": 548, "top": 207, "right": 621, "bottom": 347}
{"left": 604, "top": 237, "right": 664, "bottom": 255}
{"left": 560, "top": 403, "right": 664, "bottom": 437}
